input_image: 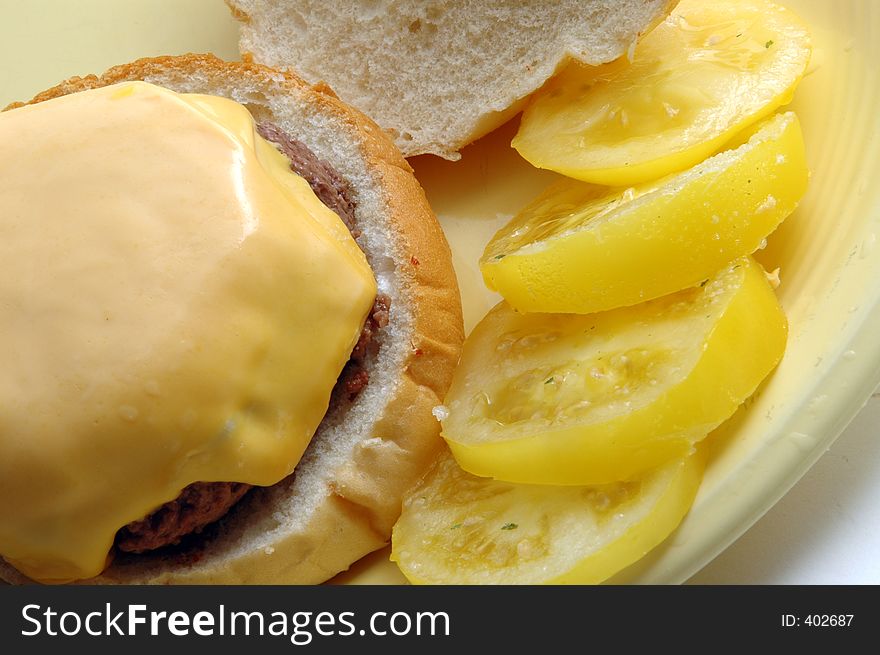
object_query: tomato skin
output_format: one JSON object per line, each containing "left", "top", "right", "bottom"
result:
{"left": 548, "top": 449, "right": 705, "bottom": 584}
{"left": 483, "top": 112, "right": 807, "bottom": 315}
{"left": 444, "top": 257, "right": 787, "bottom": 485}
{"left": 512, "top": 0, "right": 812, "bottom": 186}
{"left": 391, "top": 447, "right": 705, "bottom": 585}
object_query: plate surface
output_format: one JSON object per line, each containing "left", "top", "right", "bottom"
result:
{"left": 2, "top": 0, "right": 878, "bottom": 585}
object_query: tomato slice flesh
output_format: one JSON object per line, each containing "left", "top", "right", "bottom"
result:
{"left": 512, "top": 0, "right": 812, "bottom": 186}
{"left": 483, "top": 112, "right": 807, "bottom": 315}
{"left": 391, "top": 447, "right": 705, "bottom": 584}
{"left": 443, "top": 256, "right": 787, "bottom": 485}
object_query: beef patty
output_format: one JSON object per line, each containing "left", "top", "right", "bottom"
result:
{"left": 115, "top": 123, "right": 388, "bottom": 554}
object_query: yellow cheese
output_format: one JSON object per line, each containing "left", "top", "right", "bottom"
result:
{"left": 0, "top": 82, "right": 377, "bottom": 582}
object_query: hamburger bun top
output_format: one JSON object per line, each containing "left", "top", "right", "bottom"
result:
{"left": 227, "top": 0, "right": 677, "bottom": 158}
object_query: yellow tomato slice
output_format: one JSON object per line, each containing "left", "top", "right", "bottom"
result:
{"left": 391, "top": 447, "right": 705, "bottom": 584}
{"left": 484, "top": 111, "right": 806, "bottom": 315}
{"left": 512, "top": 0, "right": 811, "bottom": 186}
{"left": 443, "top": 256, "right": 786, "bottom": 485}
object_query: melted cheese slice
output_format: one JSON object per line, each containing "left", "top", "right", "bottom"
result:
{"left": 0, "top": 82, "right": 376, "bottom": 582}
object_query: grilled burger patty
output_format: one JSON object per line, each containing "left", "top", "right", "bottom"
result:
{"left": 115, "top": 122, "right": 388, "bottom": 555}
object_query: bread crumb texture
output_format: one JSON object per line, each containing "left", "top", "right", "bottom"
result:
{"left": 227, "top": 0, "right": 675, "bottom": 158}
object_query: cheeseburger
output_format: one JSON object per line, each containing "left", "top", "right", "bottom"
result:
{"left": 0, "top": 55, "right": 463, "bottom": 584}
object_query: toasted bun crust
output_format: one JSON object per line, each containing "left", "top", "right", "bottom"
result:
{"left": 0, "top": 55, "right": 464, "bottom": 584}
{"left": 227, "top": 0, "right": 677, "bottom": 159}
